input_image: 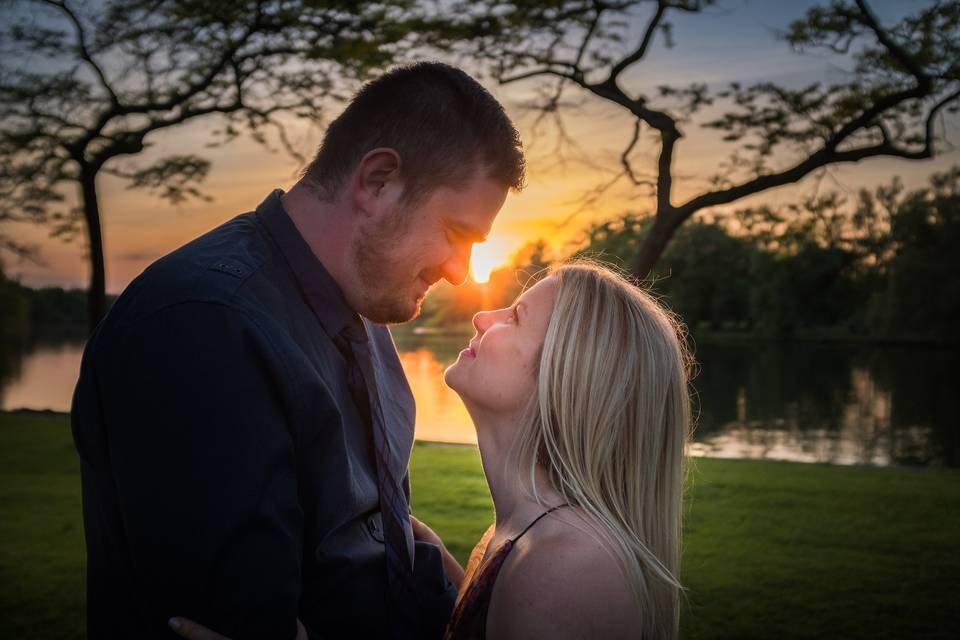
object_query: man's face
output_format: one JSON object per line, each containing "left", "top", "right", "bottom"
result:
{"left": 351, "top": 167, "right": 508, "bottom": 323}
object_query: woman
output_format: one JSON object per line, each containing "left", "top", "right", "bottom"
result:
{"left": 171, "top": 261, "right": 692, "bottom": 639}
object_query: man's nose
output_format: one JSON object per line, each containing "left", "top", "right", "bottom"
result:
{"left": 441, "top": 243, "right": 472, "bottom": 286}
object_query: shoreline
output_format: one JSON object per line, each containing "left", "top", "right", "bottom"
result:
{"left": 391, "top": 322, "right": 960, "bottom": 349}
{"left": 7, "top": 409, "right": 954, "bottom": 472}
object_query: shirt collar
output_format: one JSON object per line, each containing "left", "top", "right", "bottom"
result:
{"left": 255, "top": 189, "right": 361, "bottom": 340}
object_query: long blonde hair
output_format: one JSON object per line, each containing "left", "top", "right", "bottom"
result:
{"left": 511, "top": 260, "right": 692, "bottom": 640}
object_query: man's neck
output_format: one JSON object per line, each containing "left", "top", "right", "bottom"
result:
{"left": 281, "top": 180, "right": 355, "bottom": 299}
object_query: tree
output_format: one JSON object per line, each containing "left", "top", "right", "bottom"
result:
{"left": 0, "top": 261, "right": 29, "bottom": 344}
{"left": 568, "top": 167, "right": 960, "bottom": 340}
{"left": 1, "top": 0, "right": 420, "bottom": 330}
{"left": 442, "top": 0, "right": 960, "bottom": 278}
{"left": 866, "top": 166, "right": 960, "bottom": 338}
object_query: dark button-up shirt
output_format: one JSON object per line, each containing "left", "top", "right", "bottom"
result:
{"left": 71, "top": 190, "right": 457, "bottom": 640}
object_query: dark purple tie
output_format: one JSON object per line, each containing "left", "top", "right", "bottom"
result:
{"left": 336, "top": 321, "right": 421, "bottom": 639}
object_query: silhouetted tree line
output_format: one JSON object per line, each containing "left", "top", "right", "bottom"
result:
{"left": 420, "top": 168, "right": 960, "bottom": 344}
{"left": 3, "top": 166, "right": 956, "bottom": 344}
{"left": 629, "top": 168, "right": 960, "bottom": 341}
{"left": 0, "top": 269, "right": 113, "bottom": 344}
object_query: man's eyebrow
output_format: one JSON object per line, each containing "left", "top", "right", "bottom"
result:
{"left": 446, "top": 219, "right": 488, "bottom": 242}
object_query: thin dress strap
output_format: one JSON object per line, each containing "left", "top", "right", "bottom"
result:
{"left": 443, "top": 503, "right": 571, "bottom": 640}
{"left": 511, "top": 503, "right": 569, "bottom": 543}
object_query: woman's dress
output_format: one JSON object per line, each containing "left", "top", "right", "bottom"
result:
{"left": 443, "top": 505, "right": 567, "bottom": 640}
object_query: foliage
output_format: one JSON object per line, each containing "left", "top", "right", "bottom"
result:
{"left": 414, "top": 168, "right": 959, "bottom": 343}
{"left": 0, "top": 264, "right": 29, "bottom": 344}
{"left": 23, "top": 286, "right": 103, "bottom": 340}
{"left": 0, "top": 271, "right": 113, "bottom": 344}
{"left": 570, "top": 167, "right": 960, "bottom": 341}
{"left": 485, "top": 239, "right": 553, "bottom": 301}
{"left": 417, "top": 278, "right": 486, "bottom": 326}
{"left": 436, "top": 0, "right": 960, "bottom": 276}
{"left": 869, "top": 166, "right": 960, "bottom": 337}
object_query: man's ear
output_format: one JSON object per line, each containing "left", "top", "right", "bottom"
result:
{"left": 352, "top": 148, "right": 402, "bottom": 216}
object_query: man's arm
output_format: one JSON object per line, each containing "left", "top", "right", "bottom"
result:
{"left": 96, "top": 301, "right": 304, "bottom": 639}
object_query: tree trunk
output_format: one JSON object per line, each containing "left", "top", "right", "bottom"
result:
{"left": 80, "top": 168, "right": 106, "bottom": 333}
{"left": 631, "top": 211, "right": 681, "bottom": 279}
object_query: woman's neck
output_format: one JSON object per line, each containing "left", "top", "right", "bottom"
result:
{"left": 469, "top": 407, "right": 566, "bottom": 535}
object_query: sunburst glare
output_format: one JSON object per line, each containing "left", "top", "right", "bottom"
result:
{"left": 469, "top": 237, "right": 514, "bottom": 283}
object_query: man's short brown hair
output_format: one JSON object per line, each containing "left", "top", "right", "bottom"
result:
{"left": 302, "top": 62, "right": 525, "bottom": 203}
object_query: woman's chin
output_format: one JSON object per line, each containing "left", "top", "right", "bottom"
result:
{"left": 443, "top": 364, "right": 474, "bottom": 403}
{"left": 442, "top": 363, "right": 461, "bottom": 391}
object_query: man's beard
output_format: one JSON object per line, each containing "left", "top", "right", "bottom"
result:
{"left": 352, "top": 215, "right": 423, "bottom": 324}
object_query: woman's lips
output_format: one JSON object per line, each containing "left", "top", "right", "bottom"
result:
{"left": 460, "top": 346, "right": 476, "bottom": 358}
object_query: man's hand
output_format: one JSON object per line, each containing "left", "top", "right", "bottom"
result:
{"left": 410, "top": 514, "right": 465, "bottom": 589}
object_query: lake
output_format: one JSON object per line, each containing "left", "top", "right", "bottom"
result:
{"left": 2, "top": 333, "right": 956, "bottom": 467}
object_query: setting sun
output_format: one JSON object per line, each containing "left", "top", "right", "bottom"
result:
{"left": 470, "top": 237, "right": 514, "bottom": 283}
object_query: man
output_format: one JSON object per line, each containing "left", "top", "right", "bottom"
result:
{"left": 71, "top": 62, "right": 525, "bottom": 639}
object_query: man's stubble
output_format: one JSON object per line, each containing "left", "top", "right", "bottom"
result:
{"left": 351, "top": 207, "right": 423, "bottom": 324}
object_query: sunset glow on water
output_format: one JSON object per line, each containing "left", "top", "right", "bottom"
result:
{"left": 399, "top": 349, "right": 476, "bottom": 444}
{"left": 2, "top": 339, "right": 954, "bottom": 466}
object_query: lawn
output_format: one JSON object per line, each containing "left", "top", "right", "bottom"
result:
{"left": 1, "top": 411, "right": 958, "bottom": 639}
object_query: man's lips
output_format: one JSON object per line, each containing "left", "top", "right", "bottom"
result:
{"left": 415, "top": 277, "right": 431, "bottom": 298}
{"left": 418, "top": 275, "right": 440, "bottom": 293}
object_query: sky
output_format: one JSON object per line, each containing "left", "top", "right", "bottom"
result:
{"left": 4, "top": 0, "right": 957, "bottom": 291}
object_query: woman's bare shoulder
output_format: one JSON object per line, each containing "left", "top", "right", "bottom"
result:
{"left": 486, "top": 509, "right": 640, "bottom": 639}
{"left": 462, "top": 523, "right": 497, "bottom": 586}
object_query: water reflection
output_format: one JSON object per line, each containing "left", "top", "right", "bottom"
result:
{"left": 1, "top": 335, "right": 956, "bottom": 467}
{"left": 0, "top": 342, "right": 82, "bottom": 413}
{"left": 690, "top": 343, "right": 958, "bottom": 467}
{"left": 399, "top": 349, "right": 475, "bottom": 444}
{"left": 397, "top": 336, "right": 959, "bottom": 467}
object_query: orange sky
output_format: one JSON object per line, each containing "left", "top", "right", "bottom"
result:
{"left": 4, "top": 1, "right": 958, "bottom": 292}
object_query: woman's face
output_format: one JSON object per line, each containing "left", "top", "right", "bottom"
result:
{"left": 444, "top": 276, "right": 558, "bottom": 415}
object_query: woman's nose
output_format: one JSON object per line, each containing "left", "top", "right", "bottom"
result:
{"left": 472, "top": 310, "right": 492, "bottom": 334}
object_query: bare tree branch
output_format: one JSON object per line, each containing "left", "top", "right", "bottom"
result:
{"left": 621, "top": 119, "right": 644, "bottom": 185}
{"left": 607, "top": 0, "right": 667, "bottom": 82}
{"left": 467, "top": 0, "right": 958, "bottom": 278}
{"left": 500, "top": 67, "right": 579, "bottom": 85}
{"left": 1, "top": 0, "right": 423, "bottom": 328}
{"left": 40, "top": 0, "right": 120, "bottom": 106}
{"left": 853, "top": 0, "right": 929, "bottom": 84}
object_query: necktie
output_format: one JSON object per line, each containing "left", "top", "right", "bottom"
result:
{"left": 336, "top": 320, "right": 422, "bottom": 639}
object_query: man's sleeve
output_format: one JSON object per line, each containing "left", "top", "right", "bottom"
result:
{"left": 96, "top": 301, "right": 304, "bottom": 639}
{"left": 404, "top": 469, "right": 458, "bottom": 639}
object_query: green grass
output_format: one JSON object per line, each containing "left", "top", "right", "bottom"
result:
{"left": 0, "top": 411, "right": 85, "bottom": 640}
{"left": 2, "top": 412, "right": 959, "bottom": 639}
